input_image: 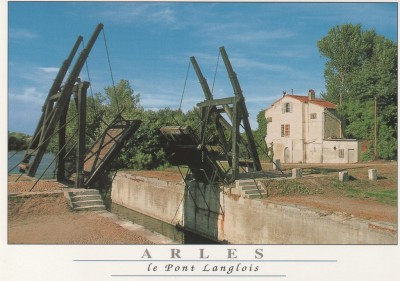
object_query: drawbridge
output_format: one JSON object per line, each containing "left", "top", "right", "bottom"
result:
{"left": 160, "top": 126, "right": 228, "bottom": 185}
{"left": 16, "top": 23, "right": 141, "bottom": 189}
{"left": 83, "top": 117, "right": 141, "bottom": 187}
{"left": 161, "top": 46, "right": 264, "bottom": 185}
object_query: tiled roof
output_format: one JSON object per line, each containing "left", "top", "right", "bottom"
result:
{"left": 274, "top": 95, "right": 337, "bottom": 109}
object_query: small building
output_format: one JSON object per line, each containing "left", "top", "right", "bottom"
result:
{"left": 264, "top": 90, "right": 359, "bottom": 163}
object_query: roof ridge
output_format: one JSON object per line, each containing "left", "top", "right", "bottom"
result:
{"left": 285, "top": 95, "right": 337, "bottom": 109}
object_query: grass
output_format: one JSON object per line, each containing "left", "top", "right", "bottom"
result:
{"left": 262, "top": 179, "right": 321, "bottom": 196}
{"left": 8, "top": 196, "right": 26, "bottom": 204}
{"left": 301, "top": 168, "right": 340, "bottom": 175}
{"left": 331, "top": 178, "right": 397, "bottom": 206}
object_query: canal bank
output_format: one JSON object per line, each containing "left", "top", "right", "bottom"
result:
{"left": 8, "top": 190, "right": 170, "bottom": 244}
{"left": 111, "top": 171, "right": 397, "bottom": 244}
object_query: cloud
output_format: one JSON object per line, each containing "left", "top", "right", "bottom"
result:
{"left": 149, "top": 7, "right": 176, "bottom": 25}
{"left": 231, "top": 57, "right": 294, "bottom": 73}
{"left": 8, "top": 64, "right": 62, "bottom": 110}
{"left": 38, "top": 67, "right": 60, "bottom": 74}
{"left": 9, "top": 87, "right": 46, "bottom": 106}
{"left": 97, "top": 3, "right": 178, "bottom": 27}
{"left": 9, "top": 28, "right": 39, "bottom": 40}
{"left": 12, "top": 64, "right": 61, "bottom": 85}
{"left": 227, "top": 29, "right": 296, "bottom": 43}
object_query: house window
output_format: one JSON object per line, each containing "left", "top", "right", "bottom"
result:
{"left": 266, "top": 117, "right": 272, "bottom": 122}
{"left": 282, "top": 102, "right": 292, "bottom": 113}
{"left": 339, "top": 149, "right": 344, "bottom": 158}
{"left": 310, "top": 113, "right": 317, "bottom": 119}
{"left": 281, "top": 124, "right": 290, "bottom": 137}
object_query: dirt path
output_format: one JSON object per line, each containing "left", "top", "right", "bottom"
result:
{"left": 268, "top": 194, "right": 397, "bottom": 224}
{"left": 8, "top": 193, "right": 155, "bottom": 244}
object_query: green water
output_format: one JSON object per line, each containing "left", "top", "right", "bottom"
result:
{"left": 110, "top": 203, "right": 218, "bottom": 244}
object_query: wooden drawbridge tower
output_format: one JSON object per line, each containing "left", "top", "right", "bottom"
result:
{"left": 18, "top": 23, "right": 141, "bottom": 189}
{"left": 161, "top": 46, "right": 262, "bottom": 184}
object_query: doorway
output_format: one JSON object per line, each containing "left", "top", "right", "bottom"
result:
{"left": 284, "top": 147, "right": 291, "bottom": 163}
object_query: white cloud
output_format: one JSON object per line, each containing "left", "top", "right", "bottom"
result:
{"left": 13, "top": 65, "right": 61, "bottom": 86}
{"left": 9, "top": 87, "right": 46, "bottom": 106}
{"left": 9, "top": 28, "right": 39, "bottom": 40}
{"left": 227, "top": 29, "right": 296, "bottom": 43}
{"left": 97, "top": 3, "right": 179, "bottom": 28}
{"left": 149, "top": 7, "right": 176, "bottom": 25}
{"left": 231, "top": 57, "right": 293, "bottom": 73}
{"left": 38, "top": 67, "right": 60, "bottom": 74}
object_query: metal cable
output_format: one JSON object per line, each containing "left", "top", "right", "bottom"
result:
{"left": 211, "top": 50, "right": 220, "bottom": 94}
{"left": 102, "top": 28, "right": 120, "bottom": 113}
{"left": 8, "top": 150, "right": 19, "bottom": 160}
{"left": 179, "top": 60, "right": 191, "bottom": 111}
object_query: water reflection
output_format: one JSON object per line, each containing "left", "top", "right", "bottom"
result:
{"left": 110, "top": 203, "right": 218, "bottom": 244}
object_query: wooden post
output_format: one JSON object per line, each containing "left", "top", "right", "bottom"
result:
{"left": 76, "top": 82, "right": 89, "bottom": 188}
{"left": 231, "top": 98, "right": 240, "bottom": 180}
{"left": 57, "top": 92, "right": 72, "bottom": 182}
{"left": 57, "top": 104, "right": 67, "bottom": 181}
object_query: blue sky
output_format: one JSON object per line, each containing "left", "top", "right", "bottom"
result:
{"left": 7, "top": 2, "right": 398, "bottom": 134}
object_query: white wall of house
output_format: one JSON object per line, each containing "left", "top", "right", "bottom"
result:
{"left": 321, "top": 140, "right": 359, "bottom": 163}
{"left": 265, "top": 94, "right": 359, "bottom": 164}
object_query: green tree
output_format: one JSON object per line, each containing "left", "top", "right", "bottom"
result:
{"left": 253, "top": 109, "right": 269, "bottom": 161}
{"left": 318, "top": 24, "right": 397, "bottom": 159}
{"left": 103, "top": 79, "right": 141, "bottom": 122}
{"left": 117, "top": 108, "right": 188, "bottom": 170}
{"left": 318, "top": 24, "right": 375, "bottom": 105}
{"left": 8, "top": 131, "right": 30, "bottom": 151}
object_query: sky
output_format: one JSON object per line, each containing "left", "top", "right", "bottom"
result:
{"left": 6, "top": 1, "right": 398, "bottom": 134}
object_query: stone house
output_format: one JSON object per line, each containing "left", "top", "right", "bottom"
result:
{"left": 264, "top": 90, "right": 359, "bottom": 163}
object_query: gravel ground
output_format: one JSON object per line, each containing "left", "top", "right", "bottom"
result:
{"left": 8, "top": 193, "right": 155, "bottom": 244}
{"left": 8, "top": 179, "right": 68, "bottom": 193}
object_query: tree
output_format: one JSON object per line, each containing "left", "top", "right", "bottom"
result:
{"left": 318, "top": 24, "right": 397, "bottom": 159}
{"left": 8, "top": 131, "right": 30, "bottom": 151}
{"left": 103, "top": 79, "right": 141, "bottom": 122}
{"left": 318, "top": 24, "right": 375, "bottom": 105}
{"left": 253, "top": 109, "right": 269, "bottom": 160}
{"left": 117, "top": 108, "right": 192, "bottom": 170}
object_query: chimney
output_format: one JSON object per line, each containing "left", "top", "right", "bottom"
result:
{"left": 308, "top": 89, "right": 315, "bottom": 100}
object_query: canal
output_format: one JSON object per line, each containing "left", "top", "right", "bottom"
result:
{"left": 8, "top": 150, "right": 57, "bottom": 179}
{"left": 110, "top": 203, "right": 218, "bottom": 244}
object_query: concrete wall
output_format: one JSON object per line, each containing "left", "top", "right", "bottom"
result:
{"left": 221, "top": 194, "right": 396, "bottom": 244}
{"left": 184, "top": 181, "right": 222, "bottom": 241}
{"left": 112, "top": 172, "right": 397, "bottom": 244}
{"left": 111, "top": 172, "right": 184, "bottom": 225}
